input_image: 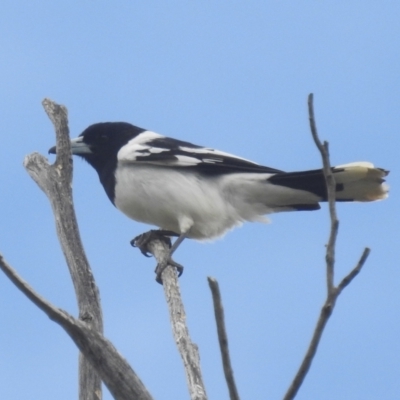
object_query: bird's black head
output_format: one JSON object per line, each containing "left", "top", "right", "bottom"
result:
{"left": 49, "top": 122, "right": 146, "bottom": 172}
{"left": 49, "top": 122, "right": 146, "bottom": 203}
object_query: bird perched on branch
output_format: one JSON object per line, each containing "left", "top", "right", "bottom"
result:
{"left": 49, "top": 122, "right": 389, "bottom": 254}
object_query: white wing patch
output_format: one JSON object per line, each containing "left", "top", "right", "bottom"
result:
{"left": 175, "top": 155, "right": 202, "bottom": 165}
{"left": 179, "top": 146, "right": 255, "bottom": 164}
{"left": 118, "top": 131, "right": 164, "bottom": 162}
{"left": 148, "top": 147, "right": 167, "bottom": 154}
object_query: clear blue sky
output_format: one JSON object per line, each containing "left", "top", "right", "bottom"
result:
{"left": 0, "top": 2, "right": 398, "bottom": 399}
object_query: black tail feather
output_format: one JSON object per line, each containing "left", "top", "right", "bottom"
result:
{"left": 268, "top": 169, "right": 339, "bottom": 200}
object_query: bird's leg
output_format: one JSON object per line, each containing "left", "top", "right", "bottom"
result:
{"left": 131, "top": 229, "right": 187, "bottom": 284}
{"left": 157, "top": 229, "right": 180, "bottom": 238}
{"left": 170, "top": 231, "right": 188, "bottom": 255}
{"left": 155, "top": 231, "right": 188, "bottom": 283}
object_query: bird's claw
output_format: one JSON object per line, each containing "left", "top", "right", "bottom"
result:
{"left": 130, "top": 229, "right": 184, "bottom": 284}
{"left": 130, "top": 230, "right": 173, "bottom": 257}
{"left": 155, "top": 258, "right": 184, "bottom": 284}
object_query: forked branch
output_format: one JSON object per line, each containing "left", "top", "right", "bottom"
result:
{"left": 283, "top": 94, "right": 370, "bottom": 400}
{"left": 0, "top": 99, "right": 154, "bottom": 400}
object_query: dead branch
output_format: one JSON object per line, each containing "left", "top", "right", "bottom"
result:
{"left": 283, "top": 94, "right": 370, "bottom": 400}
{"left": 208, "top": 277, "right": 240, "bottom": 400}
{"left": 307, "top": 94, "right": 339, "bottom": 293}
{"left": 0, "top": 254, "right": 153, "bottom": 400}
{"left": 0, "top": 98, "right": 155, "bottom": 400}
{"left": 23, "top": 99, "right": 103, "bottom": 399}
{"left": 133, "top": 233, "right": 208, "bottom": 400}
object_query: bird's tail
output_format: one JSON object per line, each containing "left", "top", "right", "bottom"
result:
{"left": 268, "top": 162, "right": 389, "bottom": 206}
{"left": 328, "top": 162, "right": 389, "bottom": 201}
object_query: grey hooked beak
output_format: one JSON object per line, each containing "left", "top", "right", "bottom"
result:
{"left": 48, "top": 136, "right": 92, "bottom": 155}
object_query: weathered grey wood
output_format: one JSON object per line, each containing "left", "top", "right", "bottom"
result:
{"left": 0, "top": 254, "right": 154, "bottom": 400}
{"left": 24, "top": 99, "right": 103, "bottom": 400}
{"left": 208, "top": 277, "right": 240, "bottom": 400}
{"left": 0, "top": 98, "right": 157, "bottom": 400}
{"left": 25, "top": 100, "right": 102, "bottom": 325}
{"left": 142, "top": 237, "right": 208, "bottom": 400}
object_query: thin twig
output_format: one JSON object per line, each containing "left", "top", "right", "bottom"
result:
{"left": 283, "top": 94, "right": 370, "bottom": 400}
{"left": 307, "top": 93, "right": 338, "bottom": 293}
{"left": 136, "top": 234, "right": 208, "bottom": 400}
{"left": 337, "top": 247, "right": 370, "bottom": 294}
{"left": 208, "top": 277, "right": 240, "bottom": 400}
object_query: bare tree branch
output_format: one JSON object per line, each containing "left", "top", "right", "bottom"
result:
{"left": 307, "top": 93, "right": 338, "bottom": 293}
{"left": 134, "top": 233, "right": 208, "bottom": 400}
{"left": 283, "top": 94, "right": 370, "bottom": 400}
{"left": 207, "top": 277, "right": 240, "bottom": 400}
{"left": 0, "top": 254, "right": 154, "bottom": 400}
{"left": 25, "top": 99, "right": 103, "bottom": 323}
{"left": 0, "top": 98, "right": 156, "bottom": 400}
{"left": 23, "top": 99, "right": 103, "bottom": 399}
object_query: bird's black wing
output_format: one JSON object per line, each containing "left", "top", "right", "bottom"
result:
{"left": 117, "top": 131, "right": 283, "bottom": 176}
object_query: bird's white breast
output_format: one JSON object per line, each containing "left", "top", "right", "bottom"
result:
{"left": 114, "top": 164, "right": 244, "bottom": 239}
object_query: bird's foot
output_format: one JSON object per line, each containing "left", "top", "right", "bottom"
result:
{"left": 130, "top": 229, "right": 184, "bottom": 284}
{"left": 155, "top": 258, "right": 184, "bottom": 284}
{"left": 130, "top": 229, "right": 178, "bottom": 256}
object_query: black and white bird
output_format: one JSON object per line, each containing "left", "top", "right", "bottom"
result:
{"left": 49, "top": 122, "right": 389, "bottom": 250}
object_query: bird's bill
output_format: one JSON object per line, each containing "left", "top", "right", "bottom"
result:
{"left": 48, "top": 136, "right": 92, "bottom": 155}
